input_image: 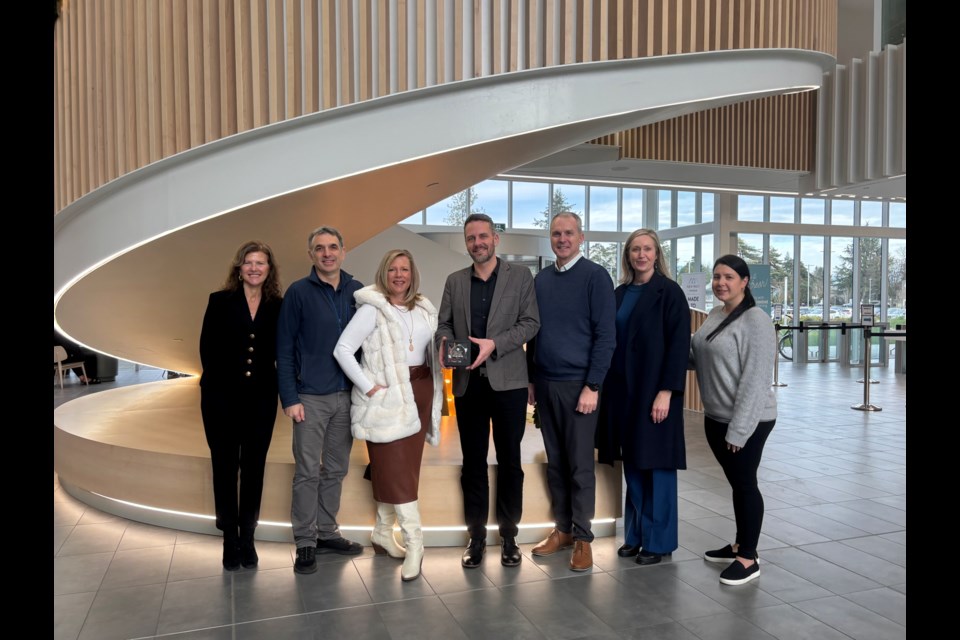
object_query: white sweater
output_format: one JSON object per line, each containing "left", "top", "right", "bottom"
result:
{"left": 333, "top": 285, "right": 443, "bottom": 446}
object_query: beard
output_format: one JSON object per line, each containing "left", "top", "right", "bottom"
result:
{"left": 471, "top": 248, "right": 494, "bottom": 264}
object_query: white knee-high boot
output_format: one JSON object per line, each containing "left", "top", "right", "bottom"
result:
{"left": 371, "top": 502, "right": 406, "bottom": 559}
{"left": 394, "top": 500, "right": 424, "bottom": 581}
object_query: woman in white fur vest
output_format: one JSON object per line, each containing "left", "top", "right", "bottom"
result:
{"left": 334, "top": 248, "right": 443, "bottom": 582}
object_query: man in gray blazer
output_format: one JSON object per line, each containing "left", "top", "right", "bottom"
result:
{"left": 436, "top": 213, "right": 540, "bottom": 568}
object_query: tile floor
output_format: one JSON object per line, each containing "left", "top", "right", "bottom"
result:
{"left": 54, "top": 360, "right": 906, "bottom": 639}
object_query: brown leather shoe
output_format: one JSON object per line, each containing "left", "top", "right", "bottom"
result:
{"left": 531, "top": 529, "right": 574, "bottom": 556}
{"left": 569, "top": 540, "right": 592, "bottom": 572}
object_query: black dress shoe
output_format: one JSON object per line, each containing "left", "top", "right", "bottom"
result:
{"left": 500, "top": 537, "right": 522, "bottom": 567}
{"left": 636, "top": 550, "right": 669, "bottom": 565}
{"left": 462, "top": 538, "right": 486, "bottom": 568}
{"left": 617, "top": 543, "right": 640, "bottom": 558}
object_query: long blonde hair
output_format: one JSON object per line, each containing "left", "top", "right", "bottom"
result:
{"left": 374, "top": 249, "right": 422, "bottom": 310}
{"left": 620, "top": 228, "right": 672, "bottom": 285}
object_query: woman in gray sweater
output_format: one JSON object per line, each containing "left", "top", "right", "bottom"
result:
{"left": 690, "top": 255, "right": 777, "bottom": 586}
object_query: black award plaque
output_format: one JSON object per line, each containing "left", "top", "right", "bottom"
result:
{"left": 445, "top": 339, "right": 472, "bottom": 368}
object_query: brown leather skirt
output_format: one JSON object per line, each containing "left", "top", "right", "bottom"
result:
{"left": 366, "top": 365, "right": 433, "bottom": 504}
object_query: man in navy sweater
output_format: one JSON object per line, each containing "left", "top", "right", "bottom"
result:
{"left": 277, "top": 226, "right": 365, "bottom": 575}
{"left": 527, "top": 212, "right": 616, "bottom": 572}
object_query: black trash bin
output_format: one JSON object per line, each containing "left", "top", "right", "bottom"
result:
{"left": 95, "top": 354, "right": 119, "bottom": 382}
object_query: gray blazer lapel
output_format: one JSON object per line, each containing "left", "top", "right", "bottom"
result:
{"left": 487, "top": 260, "right": 508, "bottom": 322}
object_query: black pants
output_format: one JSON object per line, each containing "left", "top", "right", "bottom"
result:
{"left": 704, "top": 416, "right": 776, "bottom": 559}
{"left": 454, "top": 370, "right": 527, "bottom": 539}
{"left": 200, "top": 389, "right": 277, "bottom": 533}
{"left": 534, "top": 378, "right": 598, "bottom": 542}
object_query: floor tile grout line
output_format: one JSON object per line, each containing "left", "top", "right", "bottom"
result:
{"left": 56, "top": 362, "right": 905, "bottom": 638}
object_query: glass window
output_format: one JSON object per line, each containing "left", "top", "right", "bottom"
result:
{"left": 799, "top": 237, "right": 825, "bottom": 321}
{"left": 660, "top": 238, "right": 673, "bottom": 274}
{"left": 738, "top": 195, "right": 764, "bottom": 221}
{"left": 701, "top": 193, "right": 715, "bottom": 223}
{"left": 830, "top": 236, "right": 854, "bottom": 317}
{"left": 512, "top": 181, "right": 549, "bottom": 229}
{"left": 676, "top": 237, "right": 695, "bottom": 276}
{"left": 770, "top": 197, "right": 795, "bottom": 223}
{"left": 832, "top": 200, "right": 854, "bottom": 225}
{"left": 677, "top": 191, "right": 696, "bottom": 227}
{"left": 887, "top": 238, "right": 906, "bottom": 326}
{"left": 701, "top": 234, "right": 714, "bottom": 309}
{"left": 861, "top": 201, "right": 883, "bottom": 227}
{"left": 658, "top": 190, "right": 672, "bottom": 229}
{"left": 400, "top": 211, "right": 423, "bottom": 224}
{"left": 857, "top": 236, "right": 883, "bottom": 363}
{"left": 859, "top": 236, "right": 882, "bottom": 304}
{"left": 588, "top": 186, "right": 618, "bottom": 231}
{"left": 473, "top": 180, "right": 509, "bottom": 228}
{"left": 889, "top": 202, "right": 906, "bottom": 228}
{"left": 799, "top": 236, "right": 825, "bottom": 360}
{"left": 553, "top": 184, "right": 585, "bottom": 217}
{"left": 586, "top": 241, "right": 619, "bottom": 284}
{"left": 622, "top": 188, "right": 644, "bottom": 230}
{"left": 700, "top": 234, "right": 714, "bottom": 272}
{"left": 737, "top": 233, "right": 764, "bottom": 263}
{"left": 770, "top": 235, "right": 794, "bottom": 310}
{"left": 426, "top": 192, "right": 463, "bottom": 225}
{"left": 801, "top": 198, "right": 825, "bottom": 224}
{"left": 428, "top": 186, "right": 499, "bottom": 227}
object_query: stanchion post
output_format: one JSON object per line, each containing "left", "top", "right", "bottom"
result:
{"left": 856, "top": 325, "right": 879, "bottom": 384}
{"left": 852, "top": 327, "right": 882, "bottom": 411}
{"left": 772, "top": 322, "right": 787, "bottom": 387}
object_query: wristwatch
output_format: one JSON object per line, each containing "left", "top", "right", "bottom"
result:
{"left": 585, "top": 382, "right": 600, "bottom": 392}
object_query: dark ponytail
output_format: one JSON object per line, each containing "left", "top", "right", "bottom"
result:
{"left": 706, "top": 254, "right": 757, "bottom": 342}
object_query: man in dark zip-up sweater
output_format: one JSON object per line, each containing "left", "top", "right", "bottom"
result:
{"left": 277, "top": 226, "right": 365, "bottom": 574}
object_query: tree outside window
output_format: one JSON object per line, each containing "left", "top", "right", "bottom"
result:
{"left": 442, "top": 187, "right": 486, "bottom": 226}
{"left": 532, "top": 187, "right": 583, "bottom": 229}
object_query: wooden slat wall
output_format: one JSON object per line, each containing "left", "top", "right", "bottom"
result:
{"left": 590, "top": 91, "right": 818, "bottom": 171}
{"left": 203, "top": 0, "right": 222, "bottom": 143}
{"left": 53, "top": 0, "right": 837, "bottom": 212}
{"left": 160, "top": 1, "right": 176, "bottom": 156}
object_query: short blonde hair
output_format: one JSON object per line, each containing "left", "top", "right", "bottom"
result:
{"left": 620, "top": 228, "right": 672, "bottom": 285}
{"left": 374, "top": 249, "right": 422, "bottom": 310}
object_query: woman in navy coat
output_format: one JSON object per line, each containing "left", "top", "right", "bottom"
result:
{"left": 200, "top": 241, "right": 283, "bottom": 571}
{"left": 598, "top": 229, "right": 690, "bottom": 565}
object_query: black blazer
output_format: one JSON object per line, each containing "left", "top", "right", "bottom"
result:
{"left": 597, "top": 272, "right": 690, "bottom": 469}
{"left": 199, "top": 289, "right": 282, "bottom": 398}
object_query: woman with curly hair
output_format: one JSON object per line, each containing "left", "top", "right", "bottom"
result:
{"left": 199, "top": 240, "right": 283, "bottom": 570}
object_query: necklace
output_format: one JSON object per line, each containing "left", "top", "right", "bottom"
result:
{"left": 392, "top": 305, "right": 415, "bottom": 351}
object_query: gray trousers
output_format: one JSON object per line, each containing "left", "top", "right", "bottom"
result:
{"left": 535, "top": 378, "right": 598, "bottom": 542}
{"left": 291, "top": 392, "right": 354, "bottom": 548}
